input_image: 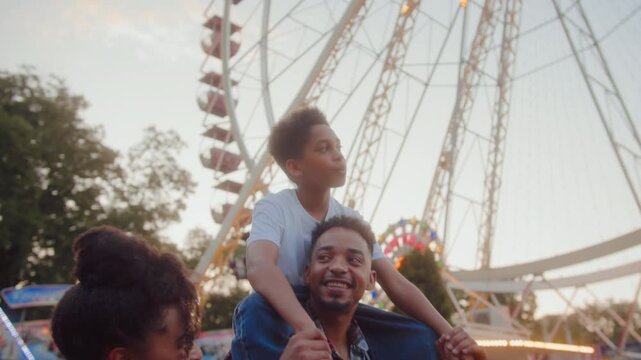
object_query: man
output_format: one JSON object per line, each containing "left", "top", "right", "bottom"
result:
{"left": 280, "top": 216, "right": 481, "bottom": 360}
{"left": 238, "top": 106, "right": 473, "bottom": 359}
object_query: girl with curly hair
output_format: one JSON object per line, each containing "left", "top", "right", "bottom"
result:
{"left": 51, "top": 226, "right": 201, "bottom": 360}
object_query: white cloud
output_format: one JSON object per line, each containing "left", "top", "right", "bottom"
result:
{"left": 58, "top": 0, "right": 203, "bottom": 62}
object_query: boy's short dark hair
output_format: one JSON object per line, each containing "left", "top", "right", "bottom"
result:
{"left": 268, "top": 106, "right": 329, "bottom": 173}
{"left": 310, "top": 216, "right": 376, "bottom": 258}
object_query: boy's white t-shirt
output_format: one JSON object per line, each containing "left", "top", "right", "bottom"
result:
{"left": 247, "top": 189, "right": 384, "bottom": 286}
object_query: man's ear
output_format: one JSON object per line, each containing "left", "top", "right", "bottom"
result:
{"left": 285, "top": 159, "right": 303, "bottom": 179}
{"left": 304, "top": 265, "right": 311, "bottom": 285}
{"left": 106, "top": 347, "right": 131, "bottom": 360}
{"left": 366, "top": 270, "right": 377, "bottom": 291}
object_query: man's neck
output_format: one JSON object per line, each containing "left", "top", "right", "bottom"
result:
{"left": 296, "top": 185, "right": 331, "bottom": 221}
{"left": 311, "top": 302, "right": 355, "bottom": 358}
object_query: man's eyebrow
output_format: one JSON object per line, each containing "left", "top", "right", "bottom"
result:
{"left": 315, "top": 245, "right": 365, "bottom": 255}
{"left": 316, "top": 245, "right": 334, "bottom": 252}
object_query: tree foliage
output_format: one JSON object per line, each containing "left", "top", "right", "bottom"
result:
{"left": 182, "top": 227, "right": 213, "bottom": 269}
{"left": 394, "top": 248, "right": 454, "bottom": 321}
{"left": 179, "top": 227, "right": 251, "bottom": 330}
{"left": 102, "top": 126, "right": 195, "bottom": 245}
{"left": 0, "top": 68, "right": 195, "bottom": 288}
{"left": 201, "top": 286, "right": 249, "bottom": 330}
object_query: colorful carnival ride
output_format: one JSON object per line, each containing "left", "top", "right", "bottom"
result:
{"left": 0, "top": 285, "right": 71, "bottom": 359}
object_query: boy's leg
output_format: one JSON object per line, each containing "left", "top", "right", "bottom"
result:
{"left": 355, "top": 304, "right": 439, "bottom": 360}
{"left": 231, "top": 288, "right": 309, "bottom": 360}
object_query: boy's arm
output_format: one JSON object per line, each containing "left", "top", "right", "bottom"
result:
{"left": 372, "top": 258, "right": 452, "bottom": 335}
{"left": 246, "top": 240, "right": 317, "bottom": 333}
{"left": 373, "top": 258, "right": 484, "bottom": 357}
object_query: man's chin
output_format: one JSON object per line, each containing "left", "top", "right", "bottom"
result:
{"left": 318, "top": 298, "right": 352, "bottom": 313}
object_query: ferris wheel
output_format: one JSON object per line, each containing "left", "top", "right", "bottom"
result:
{"left": 194, "top": 0, "right": 641, "bottom": 356}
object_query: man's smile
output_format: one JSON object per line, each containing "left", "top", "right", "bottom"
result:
{"left": 323, "top": 278, "right": 353, "bottom": 290}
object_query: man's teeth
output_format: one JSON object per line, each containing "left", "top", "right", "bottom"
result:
{"left": 326, "top": 281, "right": 349, "bottom": 289}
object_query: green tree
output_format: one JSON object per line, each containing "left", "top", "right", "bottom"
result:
{"left": 182, "top": 227, "right": 213, "bottom": 269}
{"left": 0, "top": 68, "right": 195, "bottom": 288}
{"left": 201, "top": 286, "right": 249, "bottom": 330}
{"left": 395, "top": 248, "right": 454, "bottom": 321}
{"left": 183, "top": 227, "right": 250, "bottom": 331}
{"left": 101, "top": 126, "right": 195, "bottom": 246}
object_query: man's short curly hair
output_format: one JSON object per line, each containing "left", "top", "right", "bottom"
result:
{"left": 268, "top": 106, "right": 329, "bottom": 173}
{"left": 310, "top": 216, "right": 376, "bottom": 259}
{"left": 52, "top": 226, "right": 200, "bottom": 360}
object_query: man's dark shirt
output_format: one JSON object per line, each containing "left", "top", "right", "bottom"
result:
{"left": 306, "top": 301, "right": 371, "bottom": 360}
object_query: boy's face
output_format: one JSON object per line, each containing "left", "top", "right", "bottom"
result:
{"left": 304, "top": 227, "right": 376, "bottom": 313}
{"left": 286, "top": 124, "right": 346, "bottom": 189}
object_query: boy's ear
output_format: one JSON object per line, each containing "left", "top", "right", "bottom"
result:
{"left": 285, "top": 159, "right": 303, "bottom": 179}
{"left": 366, "top": 270, "right": 377, "bottom": 291}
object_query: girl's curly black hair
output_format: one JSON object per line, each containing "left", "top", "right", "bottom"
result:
{"left": 51, "top": 225, "right": 200, "bottom": 359}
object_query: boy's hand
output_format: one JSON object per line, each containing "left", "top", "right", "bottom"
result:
{"left": 436, "top": 338, "right": 455, "bottom": 360}
{"left": 280, "top": 328, "right": 332, "bottom": 360}
{"left": 439, "top": 327, "right": 487, "bottom": 360}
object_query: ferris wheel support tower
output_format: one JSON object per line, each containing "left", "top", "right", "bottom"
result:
{"left": 478, "top": 0, "right": 523, "bottom": 269}
{"left": 343, "top": 0, "right": 421, "bottom": 211}
{"left": 421, "top": 0, "right": 503, "bottom": 264}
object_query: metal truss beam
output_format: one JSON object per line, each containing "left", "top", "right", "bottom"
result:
{"left": 344, "top": 0, "right": 421, "bottom": 211}
{"left": 552, "top": 0, "right": 641, "bottom": 215}
{"left": 304, "top": 1, "right": 369, "bottom": 106}
{"left": 421, "top": 0, "right": 502, "bottom": 260}
{"left": 583, "top": 286, "right": 641, "bottom": 344}
{"left": 290, "top": 0, "right": 367, "bottom": 109}
{"left": 478, "top": 0, "right": 523, "bottom": 269}
{"left": 544, "top": 277, "right": 619, "bottom": 351}
{"left": 619, "top": 275, "right": 641, "bottom": 352}
{"left": 546, "top": 287, "right": 578, "bottom": 342}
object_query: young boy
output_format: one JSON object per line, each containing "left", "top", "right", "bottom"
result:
{"left": 231, "top": 107, "right": 482, "bottom": 359}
